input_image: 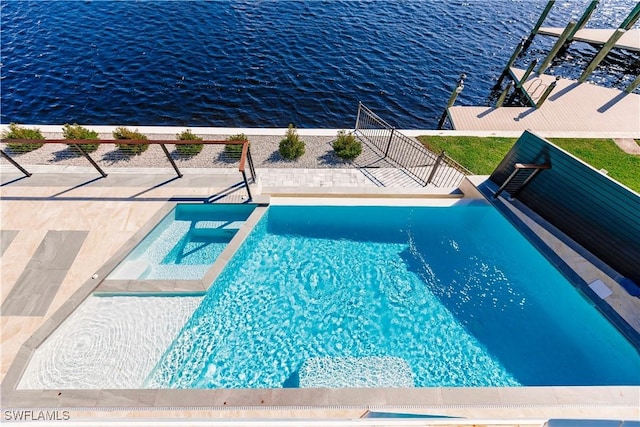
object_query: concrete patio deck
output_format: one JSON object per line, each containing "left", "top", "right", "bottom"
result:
{"left": 1, "top": 137, "right": 639, "bottom": 422}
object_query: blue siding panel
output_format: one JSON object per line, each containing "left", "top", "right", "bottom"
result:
{"left": 489, "top": 131, "right": 640, "bottom": 289}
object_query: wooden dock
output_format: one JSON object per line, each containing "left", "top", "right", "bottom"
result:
{"left": 447, "top": 68, "right": 640, "bottom": 136}
{"left": 538, "top": 27, "right": 640, "bottom": 52}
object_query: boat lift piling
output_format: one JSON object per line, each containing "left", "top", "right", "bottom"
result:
{"left": 537, "top": 21, "right": 577, "bottom": 75}
{"left": 493, "top": 38, "right": 526, "bottom": 90}
{"left": 522, "top": 0, "right": 555, "bottom": 52}
{"left": 507, "top": 58, "right": 539, "bottom": 105}
{"left": 563, "top": 0, "right": 600, "bottom": 48}
{"left": 535, "top": 76, "right": 560, "bottom": 108}
{"left": 625, "top": 75, "right": 640, "bottom": 94}
{"left": 619, "top": 3, "right": 640, "bottom": 30}
{"left": 437, "top": 73, "right": 466, "bottom": 130}
{"left": 579, "top": 28, "right": 627, "bottom": 83}
{"left": 495, "top": 81, "right": 514, "bottom": 108}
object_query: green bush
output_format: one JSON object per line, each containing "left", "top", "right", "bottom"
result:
{"left": 224, "top": 133, "right": 248, "bottom": 159}
{"left": 63, "top": 123, "right": 100, "bottom": 153}
{"left": 279, "top": 124, "right": 305, "bottom": 160}
{"left": 175, "top": 129, "right": 203, "bottom": 156}
{"left": 332, "top": 130, "right": 362, "bottom": 160}
{"left": 2, "top": 123, "right": 44, "bottom": 153}
{"left": 112, "top": 127, "right": 148, "bottom": 155}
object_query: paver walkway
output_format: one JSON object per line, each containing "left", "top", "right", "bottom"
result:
{"left": 614, "top": 138, "right": 640, "bottom": 155}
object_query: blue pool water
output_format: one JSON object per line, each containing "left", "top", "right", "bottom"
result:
{"left": 108, "top": 204, "right": 256, "bottom": 281}
{"left": 1, "top": 1, "right": 637, "bottom": 129}
{"left": 147, "top": 203, "right": 640, "bottom": 388}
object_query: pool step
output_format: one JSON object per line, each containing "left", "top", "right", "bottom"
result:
{"left": 297, "top": 356, "right": 415, "bottom": 388}
{"left": 188, "top": 227, "right": 237, "bottom": 243}
{"left": 175, "top": 204, "right": 256, "bottom": 222}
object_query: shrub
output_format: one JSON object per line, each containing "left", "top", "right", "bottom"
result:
{"left": 63, "top": 123, "right": 100, "bottom": 153}
{"left": 175, "top": 129, "right": 203, "bottom": 156}
{"left": 2, "top": 123, "right": 44, "bottom": 153}
{"left": 332, "top": 130, "right": 362, "bottom": 160}
{"left": 112, "top": 127, "right": 148, "bottom": 155}
{"left": 224, "top": 133, "right": 248, "bottom": 160}
{"left": 279, "top": 124, "right": 305, "bottom": 160}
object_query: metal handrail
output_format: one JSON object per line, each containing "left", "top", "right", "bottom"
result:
{"left": 355, "top": 103, "right": 470, "bottom": 188}
{"left": 1, "top": 138, "right": 255, "bottom": 199}
{"left": 494, "top": 163, "right": 551, "bottom": 198}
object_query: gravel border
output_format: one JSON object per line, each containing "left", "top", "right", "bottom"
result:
{"left": 1, "top": 133, "right": 358, "bottom": 170}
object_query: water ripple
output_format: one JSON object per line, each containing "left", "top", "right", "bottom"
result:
{"left": 1, "top": 0, "right": 637, "bottom": 128}
{"left": 18, "top": 296, "right": 202, "bottom": 390}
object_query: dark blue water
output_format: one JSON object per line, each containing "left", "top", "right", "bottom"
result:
{"left": 1, "top": 0, "right": 638, "bottom": 129}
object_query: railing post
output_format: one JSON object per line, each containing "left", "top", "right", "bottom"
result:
{"left": 426, "top": 151, "right": 446, "bottom": 186}
{"left": 438, "top": 73, "right": 466, "bottom": 129}
{"left": 537, "top": 21, "right": 577, "bottom": 75}
{"left": 0, "top": 149, "right": 32, "bottom": 177}
{"left": 355, "top": 101, "right": 363, "bottom": 132}
{"left": 160, "top": 144, "right": 182, "bottom": 178}
{"left": 579, "top": 29, "right": 626, "bottom": 83}
{"left": 624, "top": 75, "right": 640, "bottom": 94}
{"left": 496, "top": 81, "right": 514, "bottom": 107}
{"left": 494, "top": 38, "right": 526, "bottom": 89}
{"left": 242, "top": 170, "right": 252, "bottom": 201}
{"left": 73, "top": 143, "right": 107, "bottom": 177}
{"left": 384, "top": 128, "right": 395, "bottom": 158}
{"left": 523, "top": 0, "right": 556, "bottom": 52}
{"left": 536, "top": 76, "right": 560, "bottom": 108}
{"left": 247, "top": 145, "right": 256, "bottom": 182}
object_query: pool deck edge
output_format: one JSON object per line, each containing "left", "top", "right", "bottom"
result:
{"left": 2, "top": 386, "right": 639, "bottom": 413}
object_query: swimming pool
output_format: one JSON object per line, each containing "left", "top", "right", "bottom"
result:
{"left": 107, "top": 203, "right": 257, "bottom": 281}
{"left": 146, "top": 203, "right": 640, "bottom": 389}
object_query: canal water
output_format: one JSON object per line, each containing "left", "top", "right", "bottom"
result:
{"left": 1, "top": 0, "right": 637, "bottom": 129}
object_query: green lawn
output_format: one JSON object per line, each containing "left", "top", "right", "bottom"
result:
{"left": 417, "top": 135, "right": 640, "bottom": 192}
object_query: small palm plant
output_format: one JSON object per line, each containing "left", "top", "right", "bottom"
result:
{"left": 2, "top": 123, "right": 44, "bottom": 153}
{"left": 112, "top": 127, "right": 148, "bottom": 155}
{"left": 175, "top": 129, "right": 203, "bottom": 156}
{"left": 63, "top": 123, "right": 100, "bottom": 153}
{"left": 279, "top": 124, "right": 305, "bottom": 160}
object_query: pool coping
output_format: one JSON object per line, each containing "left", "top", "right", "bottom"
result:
{"left": 2, "top": 184, "right": 639, "bottom": 412}
{"left": 2, "top": 385, "right": 639, "bottom": 410}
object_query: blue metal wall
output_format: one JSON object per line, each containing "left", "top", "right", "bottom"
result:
{"left": 489, "top": 130, "right": 640, "bottom": 291}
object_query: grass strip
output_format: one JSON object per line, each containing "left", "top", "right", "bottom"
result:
{"left": 417, "top": 136, "right": 640, "bottom": 192}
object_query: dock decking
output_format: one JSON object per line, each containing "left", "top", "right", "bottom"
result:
{"left": 447, "top": 68, "right": 640, "bottom": 135}
{"left": 538, "top": 27, "right": 640, "bottom": 52}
